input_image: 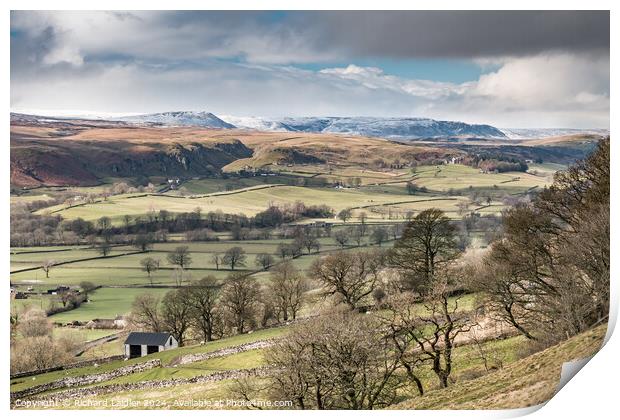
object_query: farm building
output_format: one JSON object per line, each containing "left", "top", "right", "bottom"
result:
{"left": 124, "top": 332, "right": 178, "bottom": 359}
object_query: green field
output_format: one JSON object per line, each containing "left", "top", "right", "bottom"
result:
{"left": 411, "top": 164, "right": 551, "bottom": 191}
{"left": 33, "top": 165, "right": 549, "bottom": 226}
{"left": 10, "top": 239, "right": 346, "bottom": 288}
{"left": 49, "top": 288, "right": 170, "bottom": 323}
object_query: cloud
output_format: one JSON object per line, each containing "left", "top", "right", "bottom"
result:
{"left": 313, "top": 11, "right": 609, "bottom": 59}
{"left": 317, "top": 54, "right": 609, "bottom": 128}
{"left": 10, "top": 11, "right": 610, "bottom": 128}
{"left": 11, "top": 10, "right": 609, "bottom": 69}
{"left": 10, "top": 53, "right": 609, "bottom": 128}
{"left": 320, "top": 64, "right": 469, "bottom": 99}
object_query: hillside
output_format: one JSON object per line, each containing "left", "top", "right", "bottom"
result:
{"left": 220, "top": 115, "right": 508, "bottom": 140}
{"left": 394, "top": 324, "right": 607, "bottom": 410}
{"left": 10, "top": 114, "right": 605, "bottom": 188}
{"left": 10, "top": 122, "right": 253, "bottom": 188}
{"left": 10, "top": 118, "right": 460, "bottom": 187}
{"left": 118, "top": 111, "right": 235, "bottom": 129}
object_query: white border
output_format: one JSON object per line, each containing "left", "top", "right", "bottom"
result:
{"left": 3, "top": 2, "right": 616, "bottom": 419}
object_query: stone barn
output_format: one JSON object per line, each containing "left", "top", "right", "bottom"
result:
{"left": 124, "top": 332, "right": 178, "bottom": 359}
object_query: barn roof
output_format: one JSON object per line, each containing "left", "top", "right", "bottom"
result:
{"left": 124, "top": 332, "right": 173, "bottom": 346}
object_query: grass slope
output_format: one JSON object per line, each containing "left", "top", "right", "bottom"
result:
{"left": 394, "top": 324, "right": 607, "bottom": 410}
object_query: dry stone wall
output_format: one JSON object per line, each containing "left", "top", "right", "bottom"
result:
{"left": 11, "top": 359, "right": 161, "bottom": 402}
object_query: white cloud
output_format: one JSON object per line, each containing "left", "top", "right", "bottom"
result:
{"left": 11, "top": 11, "right": 610, "bottom": 128}
{"left": 11, "top": 55, "right": 609, "bottom": 128}
{"left": 320, "top": 55, "right": 609, "bottom": 128}
{"left": 10, "top": 9, "right": 609, "bottom": 128}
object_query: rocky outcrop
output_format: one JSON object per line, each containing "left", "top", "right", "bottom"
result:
{"left": 95, "top": 141, "right": 253, "bottom": 179}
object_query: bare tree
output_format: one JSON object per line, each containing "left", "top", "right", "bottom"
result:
{"left": 370, "top": 226, "right": 388, "bottom": 246}
{"left": 140, "top": 257, "right": 160, "bottom": 285}
{"left": 382, "top": 269, "right": 474, "bottom": 390}
{"left": 351, "top": 226, "right": 364, "bottom": 246}
{"left": 171, "top": 267, "right": 189, "bottom": 287}
{"left": 188, "top": 276, "right": 220, "bottom": 342}
{"left": 41, "top": 260, "right": 55, "bottom": 278}
{"left": 211, "top": 253, "right": 222, "bottom": 270}
{"left": 130, "top": 293, "right": 162, "bottom": 332}
{"left": 276, "top": 243, "right": 290, "bottom": 260}
{"left": 161, "top": 288, "right": 193, "bottom": 346}
{"left": 268, "top": 261, "right": 307, "bottom": 322}
{"left": 359, "top": 211, "right": 368, "bottom": 235}
{"left": 220, "top": 273, "right": 261, "bottom": 333}
{"left": 300, "top": 234, "right": 320, "bottom": 254}
{"left": 338, "top": 208, "right": 353, "bottom": 223}
{"left": 79, "top": 281, "right": 97, "bottom": 299}
{"left": 388, "top": 208, "right": 460, "bottom": 293}
{"left": 167, "top": 245, "right": 192, "bottom": 269}
{"left": 133, "top": 233, "right": 154, "bottom": 252}
{"left": 98, "top": 242, "right": 112, "bottom": 257}
{"left": 255, "top": 253, "right": 275, "bottom": 270}
{"left": 263, "top": 310, "right": 402, "bottom": 409}
{"left": 310, "top": 250, "right": 384, "bottom": 310}
{"left": 333, "top": 229, "right": 350, "bottom": 248}
{"left": 223, "top": 246, "right": 247, "bottom": 270}
{"left": 97, "top": 216, "right": 112, "bottom": 241}
{"left": 17, "top": 308, "right": 52, "bottom": 338}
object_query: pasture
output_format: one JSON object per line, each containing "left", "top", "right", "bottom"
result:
{"left": 11, "top": 164, "right": 536, "bottom": 325}
{"left": 48, "top": 287, "right": 170, "bottom": 323}
{"left": 410, "top": 164, "right": 550, "bottom": 192}
{"left": 34, "top": 164, "right": 550, "bottom": 226}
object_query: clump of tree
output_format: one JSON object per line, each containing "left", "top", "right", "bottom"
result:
{"left": 337, "top": 208, "right": 353, "bottom": 223}
{"left": 461, "top": 153, "right": 529, "bottom": 173}
{"left": 239, "top": 309, "right": 403, "bottom": 409}
{"left": 223, "top": 246, "right": 247, "bottom": 270}
{"left": 381, "top": 267, "right": 475, "bottom": 393}
{"left": 184, "top": 228, "right": 218, "bottom": 242}
{"left": 253, "top": 202, "right": 334, "bottom": 228}
{"left": 10, "top": 308, "right": 83, "bottom": 374}
{"left": 472, "top": 139, "right": 609, "bottom": 343}
{"left": 267, "top": 261, "right": 307, "bottom": 322}
{"left": 310, "top": 250, "right": 385, "bottom": 310}
{"left": 188, "top": 276, "right": 221, "bottom": 343}
{"left": 406, "top": 182, "right": 428, "bottom": 195}
{"left": 167, "top": 246, "right": 192, "bottom": 269}
{"left": 388, "top": 209, "right": 461, "bottom": 293}
{"left": 220, "top": 273, "right": 262, "bottom": 333}
{"left": 255, "top": 253, "right": 275, "bottom": 270}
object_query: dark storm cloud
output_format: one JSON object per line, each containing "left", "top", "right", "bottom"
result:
{"left": 309, "top": 10, "right": 610, "bottom": 58}
{"left": 10, "top": 10, "right": 609, "bottom": 71}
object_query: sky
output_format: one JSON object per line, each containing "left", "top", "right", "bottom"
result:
{"left": 10, "top": 11, "right": 610, "bottom": 128}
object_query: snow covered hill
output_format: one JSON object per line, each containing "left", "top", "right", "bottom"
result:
{"left": 118, "top": 111, "right": 235, "bottom": 129}
{"left": 220, "top": 115, "right": 508, "bottom": 139}
{"left": 218, "top": 115, "right": 295, "bottom": 132}
{"left": 500, "top": 128, "right": 610, "bottom": 139}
